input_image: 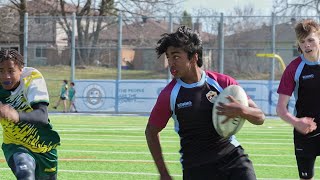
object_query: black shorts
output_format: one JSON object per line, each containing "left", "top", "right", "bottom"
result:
{"left": 294, "top": 134, "right": 320, "bottom": 179}
{"left": 60, "top": 96, "right": 67, "bottom": 100}
{"left": 182, "top": 146, "right": 256, "bottom": 180}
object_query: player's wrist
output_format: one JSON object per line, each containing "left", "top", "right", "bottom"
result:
{"left": 288, "top": 117, "right": 300, "bottom": 126}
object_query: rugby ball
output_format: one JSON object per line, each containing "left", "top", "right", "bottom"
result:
{"left": 212, "top": 85, "right": 248, "bottom": 138}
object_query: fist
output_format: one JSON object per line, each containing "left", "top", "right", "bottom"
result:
{"left": 0, "top": 102, "right": 19, "bottom": 123}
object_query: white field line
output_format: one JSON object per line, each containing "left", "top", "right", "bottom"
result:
{"left": 0, "top": 167, "right": 183, "bottom": 177}
{"left": 55, "top": 124, "right": 292, "bottom": 130}
{"left": 0, "top": 158, "right": 316, "bottom": 168}
{"left": 240, "top": 142, "right": 292, "bottom": 145}
{"left": 61, "top": 138, "right": 292, "bottom": 145}
{"left": 241, "top": 132, "right": 292, "bottom": 134}
{"left": 59, "top": 133, "right": 179, "bottom": 139}
{"left": 0, "top": 167, "right": 304, "bottom": 180}
{"left": 56, "top": 128, "right": 145, "bottom": 132}
{"left": 57, "top": 129, "right": 293, "bottom": 134}
{"left": 59, "top": 133, "right": 293, "bottom": 138}
{"left": 59, "top": 149, "right": 294, "bottom": 157}
{"left": 0, "top": 133, "right": 294, "bottom": 139}
{"left": 58, "top": 133, "right": 292, "bottom": 141}
{"left": 60, "top": 149, "right": 179, "bottom": 155}
{"left": 62, "top": 138, "right": 178, "bottom": 142}
{"left": 55, "top": 124, "right": 146, "bottom": 128}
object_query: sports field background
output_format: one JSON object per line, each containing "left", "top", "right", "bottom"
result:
{"left": 0, "top": 114, "right": 319, "bottom": 180}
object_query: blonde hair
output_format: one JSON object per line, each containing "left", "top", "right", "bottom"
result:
{"left": 295, "top": 19, "right": 320, "bottom": 53}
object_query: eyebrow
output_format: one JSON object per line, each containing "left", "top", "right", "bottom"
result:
{"left": 166, "top": 51, "right": 181, "bottom": 56}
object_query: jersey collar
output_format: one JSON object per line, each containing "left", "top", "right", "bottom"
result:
{"left": 300, "top": 54, "right": 320, "bottom": 65}
{"left": 177, "top": 70, "right": 206, "bottom": 88}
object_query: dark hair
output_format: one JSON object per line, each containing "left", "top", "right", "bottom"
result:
{"left": 63, "top": 80, "right": 68, "bottom": 84}
{"left": 0, "top": 49, "right": 24, "bottom": 68}
{"left": 156, "top": 26, "right": 203, "bottom": 67}
{"left": 70, "top": 82, "right": 75, "bottom": 86}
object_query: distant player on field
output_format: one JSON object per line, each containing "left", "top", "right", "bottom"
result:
{"left": 53, "top": 79, "right": 68, "bottom": 112}
{"left": 68, "top": 82, "right": 77, "bottom": 112}
{"left": 277, "top": 19, "right": 320, "bottom": 180}
{"left": 0, "top": 49, "right": 60, "bottom": 180}
{"left": 145, "top": 26, "right": 265, "bottom": 180}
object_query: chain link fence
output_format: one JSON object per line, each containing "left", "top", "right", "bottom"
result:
{"left": 0, "top": 13, "right": 317, "bottom": 113}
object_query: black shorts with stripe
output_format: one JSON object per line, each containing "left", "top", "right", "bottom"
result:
{"left": 182, "top": 146, "right": 256, "bottom": 180}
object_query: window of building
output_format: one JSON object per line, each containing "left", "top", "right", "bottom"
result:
{"left": 35, "top": 46, "right": 47, "bottom": 58}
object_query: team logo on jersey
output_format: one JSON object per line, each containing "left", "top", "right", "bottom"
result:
{"left": 302, "top": 74, "right": 314, "bottom": 80}
{"left": 177, "top": 101, "right": 192, "bottom": 109}
{"left": 206, "top": 91, "right": 218, "bottom": 103}
{"left": 83, "top": 84, "right": 105, "bottom": 109}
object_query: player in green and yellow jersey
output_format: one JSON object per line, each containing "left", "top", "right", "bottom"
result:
{"left": 0, "top": 49, "right": 60, "bottom": 180}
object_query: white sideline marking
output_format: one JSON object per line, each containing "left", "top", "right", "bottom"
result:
{"left": 62, "top": 138, "right": 178, "bottom": 142}
{"left": 59, "top": 159, "right": 178, "bottom": 163}
{"left": 0, "top": 168, "right": 309, "bottom": 179}
{"left": 61, "top": 138, "right": 292, "bottom": 145}
{"left": 241, "top": 142, "right": 292, "bottom": 145}
{"left": 60, "top": 133, "right": 178, "bottom": 138}
{"left": 57, "top": 128, "right": 145, "bottom": 132}
{"left": 60, "top": 149, "right": 294, "bottom": 157}
{"left": 60, "top": 149, "right": 179, "bottom": 155}
{"left": 0, "top": 168, "right": 182, "bottom": 177}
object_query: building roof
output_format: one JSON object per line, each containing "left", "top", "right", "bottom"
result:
{"left": 225, "top": 21, "right": 296, "bottom": 44}
{"left": 26, "top": 0, "right": 76, "bottom": 14}
{"left": 99, "top": 17, "right": 216, "bottom": 46}
{"left": 0, "top": 0, "right": 78, "bottom": 44}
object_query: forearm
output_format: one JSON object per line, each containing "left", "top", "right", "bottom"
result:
{"left": 145, "top": 124, "right": 170, "bottom": 176}
{"left": 241, "top": 100, "right": 265, "bottom": 125}
{"left": 241, "top": 106, "right": 265, "bottom": 125}
{"left": 276, "top": 105, "right": 298, "bottom": 125}
{"left": 18, "top": 103, "right": 49, "bottom": 125}
{"left": 276, "top": 94, "right": 299, "bottom": 126}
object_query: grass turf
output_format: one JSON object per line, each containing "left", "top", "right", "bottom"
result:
{"left": 0, "top": 115, "right": 319, "bottom": 179}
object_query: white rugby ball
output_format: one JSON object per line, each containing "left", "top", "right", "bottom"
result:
{"left": 212, "top": 85, "right": 248, "bottom": 138}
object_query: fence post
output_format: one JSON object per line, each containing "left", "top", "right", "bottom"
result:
{"left": 71, "top": 13, "right": 76, "bottom": 82}
{"left": 115, "top": 13, "right": 123, "bottom": 113}
{"left": 23, "top": 13, "right": 28, "bottom": 66}
{"left": 268, "top": 12, "right": 276, "bottom": 115}
{"left": 167, "top": 13, "right": 173, "bottom": 82}
{"left": 218, "top": 13, "right": 224, "bottom": 74}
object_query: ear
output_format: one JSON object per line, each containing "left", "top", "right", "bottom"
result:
{"left": 191, "top": 53, "right": 198, "bottom": 64}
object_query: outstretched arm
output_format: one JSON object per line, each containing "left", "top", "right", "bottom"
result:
{"left": 145, "top": 124, "right": 172, "bottom": 180}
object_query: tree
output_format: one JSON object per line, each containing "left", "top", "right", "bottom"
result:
{"left": 7, "top": 0, "right": 26, "bottom": 55}
{"left": 57, "top": 0, "right": 181, "bottom": 65}
{"left": 273, "top": 0, "right": 320, "bottom": 16}
{"left": 2, "top": 0, "right": 182, "bottom": 64}
{"left": 180, "top": 10, "right": 192, "bottom": 28}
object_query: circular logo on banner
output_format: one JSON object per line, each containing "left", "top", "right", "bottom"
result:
{"left": 83, "top": 84, "right": 105, "bottom": 109}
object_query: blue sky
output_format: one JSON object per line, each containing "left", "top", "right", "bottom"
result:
{"left": 183, "top": 0, "right": 274, "bottom": 15}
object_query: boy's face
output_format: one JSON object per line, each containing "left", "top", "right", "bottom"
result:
{"left": 298, "top": 32, "right": 320, "bottom": 61}
{"left": 0, "top": 60, "right": 22, "bottom": 90}
{"left": 165, "top": 46, "right": 196, "bottom": 80}
{"left": 166, "top": 46, "right": 190, "bottom": 78}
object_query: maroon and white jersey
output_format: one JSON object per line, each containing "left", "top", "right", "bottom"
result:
{"left": 148, "top": 70, "right": 241, "bottom": 169}
{"left": 278, "top": 55, "right": 320, "bottom": 138}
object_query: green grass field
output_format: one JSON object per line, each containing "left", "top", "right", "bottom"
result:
{"left": 0, "top": 115, "right": 319, "bottom": 180}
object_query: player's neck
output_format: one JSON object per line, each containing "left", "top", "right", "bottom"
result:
{"left": 180, "top": 68, "right": 203, "bottom": 84}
